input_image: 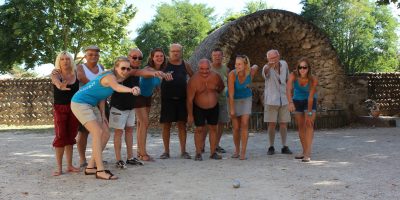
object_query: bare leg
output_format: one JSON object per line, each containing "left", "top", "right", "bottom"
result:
{"left": 194, "top": 126, "right": 205, "bottom": 154}
{"left": 76, "top": 130, "right": 88, "bottom": 166}
{"left": 279, "top": 122, "right": 288, "bottom": 147}
{"left": 295, "top": 114, "right": 306, "bottom": 156}
{"left": 53, "top": 147, "right": 64, "bottom": 176}
{"left": 177, "top": 121, "right": 187, "bottom": 154}
{"left": 136, "top": 107, "right": 150, "bottom": 160}
{"left": 208, "top": 125, "right": 218, "bottom": 155}
{"left": 161, "top": 123, "right": 172, "bottom": 154}
{"left": 267, "top": 122, "right": 276, "bottom": 147}
{"left": 65, "top": 145, "right": 79, "bottom": 172}
{"left": 85, "top": 120, "right": 117, "bottom": 180}
{"left": 304, "top": 113, "right": 316, "bottom": 159}
{"left": 239, "top": 115, "right": 250, "bottom": 160}
{"left": 101, "top": 121, "right": 110, "bottom": 151}
{"left": 216, "top": 123, "right": 224, "bottom": 148}
{"left": 125, "top": 126, "right": 134, "bottom": 159}
{"left": 114, "top": 129, "right": 124, "bottom": 161}
{"left": 232, "top": 117, "right": 240, "bottom": 157}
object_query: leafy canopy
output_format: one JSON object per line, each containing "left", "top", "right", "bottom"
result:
{"left": 0, "top": 0, "right": 136, "bottom": 72}
{"left": 301, "top": 0, "right": 399, "bottom": 73}
{"left": 134, "top": 0, "right": 214, "bottom": 61}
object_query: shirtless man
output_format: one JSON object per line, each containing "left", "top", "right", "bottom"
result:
{"left": 187, "top": 58, "right": 224, "bottom": 161}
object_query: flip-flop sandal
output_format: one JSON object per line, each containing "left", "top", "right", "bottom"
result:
{"left": 95, "top": 170, "right": 118, "bottom": 180}
{"left": 295, "top": 155, "right": 304, "bottom": 159}
{"left": 52, "top": 171, "right": 62, "bottom": 176}
{"left": 231, "top": 154, "right": 239, "bottom": 159}
{"left": 84, "top": 167, "right": 97, "bottom": 175}
{"left": 181, "top": 152, "right": 191, "bottom": 159}
{"left": 159, "top": 152, "right": 170, "bottom": 159}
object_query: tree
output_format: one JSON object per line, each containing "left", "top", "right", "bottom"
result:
{"left": 301, "top": 0, "right": 399, "bottom": 73}
{"left": 0, "top": 0, "right": 136, "bottom": 72}
{"left": 208, "top": 0, "right": 270, "bottom": 34}
{"left": 376, "top": 0, "right": 400, "bottom": 8}
{"left": 135, "top": 0, "right": 214, "bottom": 60}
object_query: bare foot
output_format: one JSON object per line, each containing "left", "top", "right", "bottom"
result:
{"left": 96, "top": 170, "right": 118, "bottom": 180}
{"left": 239, "top": 155, "right": 247, "bottom": 160}
{"left": 67, "top": 166, "right": 80, "bottom": 173}
{"left": 231, "top": 153, "right": 239, "bottom": 158}
{"left": 52, "top": 171, "right": 62, "bottom": 176}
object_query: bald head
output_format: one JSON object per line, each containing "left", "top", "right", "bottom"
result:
{"left": 198, "top": 58, "right": 211, "bottom": 77}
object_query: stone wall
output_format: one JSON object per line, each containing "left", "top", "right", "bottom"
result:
{"left": 0, "top": 78, "right": 53, "bottom": 125}
{"left": 189, "top": 9, "right": 347, "bottom": 113}
{"left": 0, "top": 73, "right": 399, "bottom": 127}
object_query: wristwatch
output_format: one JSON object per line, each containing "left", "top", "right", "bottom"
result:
{"left": 307, "top": 111, "right": 313, "bottom": 116}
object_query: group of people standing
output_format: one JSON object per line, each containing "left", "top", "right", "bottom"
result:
{"left": 50, "top": 44, "right": 318, "bottom": 180}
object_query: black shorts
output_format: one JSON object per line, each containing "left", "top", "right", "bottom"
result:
{"left": 193, "top": 103, "right": 219, "bottom": 127}
{"left": 293, "top": 98, "right": 317, "bottom": 113}
{"left": 135, "top": 95, "right": 152, "bottom": 108}
{"left": 160, "top": 98, "right": 187, "bottom": 123}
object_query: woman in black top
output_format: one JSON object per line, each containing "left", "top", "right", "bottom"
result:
{"left": 51, "top": 52, "right": 80, "bottom": 176}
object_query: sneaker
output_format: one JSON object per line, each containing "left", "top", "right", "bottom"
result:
{"left": 267, "top": 146, "right": 275, "bottom": 155}
{"left": 126, "top": 157, "right": 143, "bottom": 166}
{"left": 115, "top": 160, "right": 127, "bottom": 169}
{"left": 194, "top": 154, "right": 203, "bottom": 161}
{"left": 216, "top": 146, "right": 226, "bottom": 153}
{"left": 209, "top": 152, "right": 222, "bottom": 160}
{"left": 281, "top": 146, "right": 293, "bottom": 154}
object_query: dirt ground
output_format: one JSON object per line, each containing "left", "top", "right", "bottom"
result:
{"left": 0, "top": 126, "right": 399, "bottom": 200}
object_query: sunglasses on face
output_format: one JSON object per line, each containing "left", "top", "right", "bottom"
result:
{"left": 130, "top": 56, "right": 143, "bottom": 61}
{"left": 120, "top": 67, "right": 131, "bottom": 71}
{"left": 298, "top": 65, "right": 308, "bottom": 70}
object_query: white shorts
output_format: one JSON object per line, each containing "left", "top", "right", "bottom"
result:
{"left": 263, "top": 104, "right": 291, "bottom": 123}
{"left": 108, "top": 107, "right": 136, "bottom": 129}
{"left": 71, "top": 102, "right": 102, "bottom": 125}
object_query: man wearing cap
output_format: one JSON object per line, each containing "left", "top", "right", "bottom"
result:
{"left": 75, "top": 45, "right": 109, "bottom": 167}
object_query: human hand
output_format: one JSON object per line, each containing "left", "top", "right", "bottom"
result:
{"left": 163, "top": 71, "right": 174, "bottom": 81}
{"left": 131, "top": 86, "right": 141, "bottom": 96}
{"left": 305, "top": 114, "right": 314, "bottom": 127}
{"left": 102, "top": 113, "right": 109, "bottom": 127}
{"left": 187, "top": 115, "right": 194, "bottom": 125}
{"left": 59, "top": 80, "right": 71, "bottom": 91}
{"left": 288, "top": 102, "right": 295, "bottom": 112}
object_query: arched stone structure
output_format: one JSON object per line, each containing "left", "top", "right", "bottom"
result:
{"left": 189, "top": 9, "right": 348, "bottom": 112}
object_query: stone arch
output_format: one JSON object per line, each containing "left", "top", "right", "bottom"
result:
{"left": 189, "top": 9, "right": 347, "bottom": 111}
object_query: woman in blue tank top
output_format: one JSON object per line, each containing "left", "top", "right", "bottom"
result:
{"left": 71, "top": 57, "right": 141, "bottom": 180}
{"left": 228, "top": 55, "right": 258, "bottom": 160}
{"left": 135, "top": 48, "right": 167, "bottom": 161}
{"left": 286, "top": 57, "right": 318, "bottom": 162}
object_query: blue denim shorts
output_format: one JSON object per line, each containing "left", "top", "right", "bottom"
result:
{"left": 293, "top": 99, "right": 317, "bottom": 113}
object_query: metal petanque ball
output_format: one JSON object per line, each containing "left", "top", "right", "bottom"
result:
{"left": 232, "top": 179, "right": 240, "bottom": 188}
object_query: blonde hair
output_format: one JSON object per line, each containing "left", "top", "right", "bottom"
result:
{"left": 236, "top": 55, "right": 251, "bottom": 76}
{"left": 54, "top": 51, "right": 75, "bottom": 71}
{"left": 112, "top": 56, "right": 130, "bottom": 74}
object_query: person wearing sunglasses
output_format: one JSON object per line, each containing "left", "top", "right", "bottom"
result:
{"left": 109, "top": 48, "right": 144, "bottom": 169}
{"left": 71, "top": 57, "right": 141, "bottom": 180}
{"left": 286, "top": 58, "right": 318, "bottom": 162}
{"left": 262, "top": 49, "right": 293, "bottom": 156}
{"left": 228, "top": 55, "right": 258, "bottom": 160}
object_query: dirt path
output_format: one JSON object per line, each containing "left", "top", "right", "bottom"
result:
{"left": 0, "top": 127, "right": 399, "bottom": 200}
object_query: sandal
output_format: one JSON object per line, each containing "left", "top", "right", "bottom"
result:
{"left": 231, "top": 153, "right": 239, "bottom": 159}
{"left": 95, "top": 170, "right": 118, "bottom": 180}
{"left": 194, "top": 154, "right": 203, "bottom": 161}
{"left": 159, "top": 152, "right": 170, "bottom": 159}
{"left": 302, "top": 157, "right": 311, "bottom": 162}
{"left": 52, "top": 171, "right": 62, "bottom": 176}
{"left": 181, "top": 152, "right": 192, "bottom": 159}
{"left": 295, "top": 155, "right": 304, "bottom": 159}
{"left": 84, "top": 167, "right": 97, "bottom": 175}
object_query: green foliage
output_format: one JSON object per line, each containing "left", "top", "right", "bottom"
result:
{"left": 10, "top": 65, "right": 38, "bottom": 78}
{"left": 208, "top": 0, "right": 270, "bottom": 34}
{"left": 0, "top": 0, "right": 136, "bottom": 72}
{"left": 301, "top": 0, "right": 399, "bottom": 73}
{"left": 135, "top": 0, "right": 214, "bottom": 60}
{"left": 376, "top": 0, "right": 400, "bottom": 8}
